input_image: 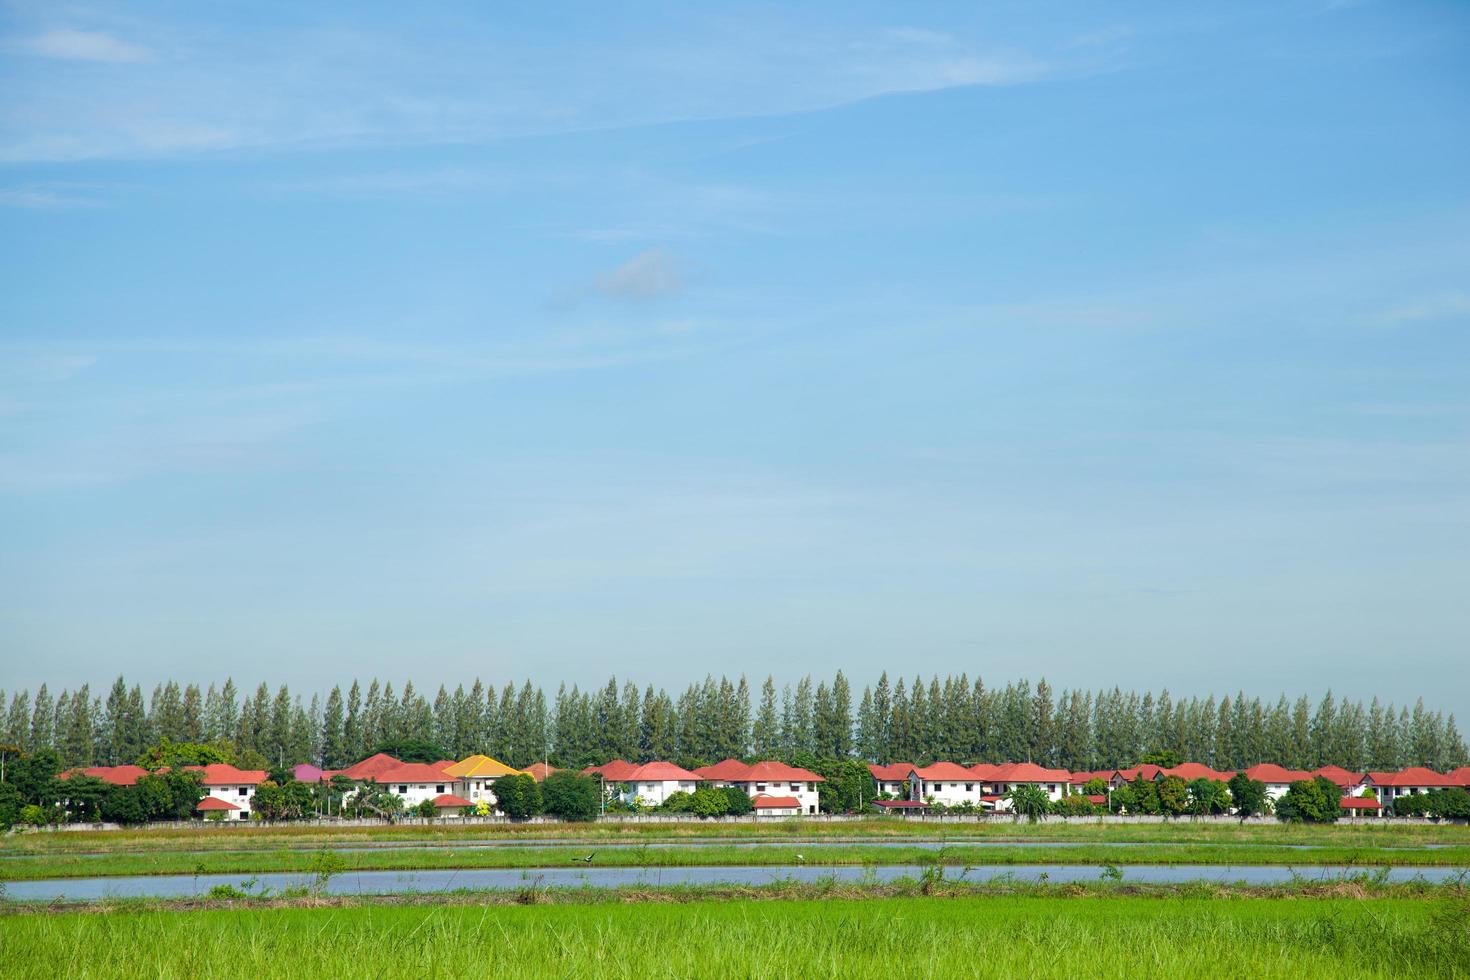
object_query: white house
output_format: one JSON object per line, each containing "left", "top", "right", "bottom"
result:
{"left": 867, "top": 763, "right": 914, "bottom": 799}
{"left": 971, "top": 762, "right": 1072, "bottom": 812}
{"left": 374, "top": 763, "right": 458, "bottom": 809}
{"left": 726, "top": 761, "right": 824, "bottom": 815}
{"left": 197, "top": 763, "right": 268, "bottom": 820}
{"left": 1364, "top": 767, "right": 1454, "bottom": 809}
{"left": 909, "top": 762, "right": 985, "bottom": 807}
{"left": 1241, "top": 764, "right": 1315, "bottom": 803}
{"left": 444, "top": 754, "right": 523, "bottom": 808}
{"left": 610, "top": 761, "right": 704, "bottom": 807}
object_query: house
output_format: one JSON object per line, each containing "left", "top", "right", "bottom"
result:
{"left": 611, "top": 761, "right": 705, "bottom": 807}
{"left": 1311, "top": 765, "right": 1368, "bottom": 795}
{"left": 197, "top": 763, "right": 268, "bottom": 820}
{"left": 372, "top": 762, "right": 457, "bottom": 809}
{"left": 444, "top": 754, "right": 523, "bottom": 807}
{"left": 725, "top": 761, "right": 825, "bottom": 815}
{"left": 909, "top": 762, "right": 985, "bottom": 807}
{"left": 692, "top": 759, "right": 753, "bottom": 786}
{"left": 973, "top": 762, "right": 1072, "bottom": 811}
{"left": 1364, "top": 767, "right": 1454, "bottom": 808}
{"left": 195, "top": 796, "right": 241, "bottom": 818}
{"left": 867, "top": 763, "right": 914, "bottom": 799}
{"left": 1240, "top": 764, "right": 1314, "bottom": 802}
{"left": 524, "top": 762, "right": 558, "bottom": 782}
{"left": 752, "top": 795, "right": 803, "bottom": 817}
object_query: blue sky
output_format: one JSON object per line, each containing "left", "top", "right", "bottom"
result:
{"left": 1, "top": 2, "right": 1467, "bottom": 715}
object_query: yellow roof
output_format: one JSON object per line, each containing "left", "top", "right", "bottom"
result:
{"left": 444, "top": 754, "right": 523, "bottom": 779}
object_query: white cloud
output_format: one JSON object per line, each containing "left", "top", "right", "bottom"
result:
{"left": 17, "top": 29, "right": 149, "bottom": 63}
{"left": 596, "top": 249, "right": 682, "bottom": 299}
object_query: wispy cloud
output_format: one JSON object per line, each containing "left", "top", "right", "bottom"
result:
{"left": 1375, "top": 293, "right": 1470, "bottom": 326}
{"left": 595, "top": 249, "right": 682, "bottom": 300}
{"left": 13, "top": 29, "right": 149, "bottom": 63}
{"left": 0, "top": 186, "right": 95, "bottom": 209}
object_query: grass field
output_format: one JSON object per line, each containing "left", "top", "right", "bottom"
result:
{"left": 3, "top": 893, "right": 1466, "bottom": 979}
{"left": 3, "top": 839, "right": 1469, "bottom": 881}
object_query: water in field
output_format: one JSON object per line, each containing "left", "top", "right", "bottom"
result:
{"left": 4, "top": 863, "right": 1463, "bottom": 901}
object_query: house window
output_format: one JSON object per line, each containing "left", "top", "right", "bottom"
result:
{"left": 756, "top": 783, "right": 767, "bottom": 792}
{"left": 436, "top": 785, "right": 445, "bottom": 793}
{"left": 237, "top": 786, "right": 247, "bottom": 796}
{"left": 1047, "top": 784, "right": 1056, "bottom": 793}
{"left": 239, "top": 812, "right": 248, "bottom": 820}
{"left": 965, "top": 784, "right": 974, "bottom": 791}
{"left": 398, "top": 785, "right": 408, "bottom": 793}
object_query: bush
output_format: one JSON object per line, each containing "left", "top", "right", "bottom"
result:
{"left": 1186, "top": 778, "right": 1232, "bottom": 816}
{"left": 1276, "top": 776, "right": 1340, "bottom": 823}
{"left": 19, "top": 804, "right": 56, "bottom": 826}
{"left": 660, "top": 791, "right": 693, "bottom": 813}
{"left": 1059, "top": 794, "right": 1099, "bottom": 817}
{"left": 491, "top": 773, "right": 543, "bottom": 820}
{"left": 542, "top": 771, "right": 600, "bottom": 822}
{"left": 415, "top": 799, "right": 438, "bottom": 819}
{"left": 721, "top": 786, "right": 753, "bottom": 815}
{"left": 1227, "top": 773, "right": 1269, "bottom": 819}
{"left": 1006, "top": 784, "right": 1052, "bottom": 823}
{"left": 689, "top": 787, "right": 731, "bottom": 818}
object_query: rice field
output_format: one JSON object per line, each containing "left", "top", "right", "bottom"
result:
{"left": 3, "top": 894, "right": 1466, "bottom": 979}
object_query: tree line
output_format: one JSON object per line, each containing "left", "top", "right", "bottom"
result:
{"left": 2, "top": 673, "right": 1464, "bottom": 774}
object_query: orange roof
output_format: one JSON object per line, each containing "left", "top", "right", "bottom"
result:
{"left": 868, "top": 763, "right": 915, "bottom": 781}
{"left": 374, "top": 763, "right": 454, "bottom": 784}
{"left": 444, "top": 755, "right": 522, "bottom": 779}
{"left": 694, "top": 759, "right": 752, "bottom": 781}
{"left": 1366, "top": 767, "right": 1453, "bottom": 788}
{"left": 914, "top": 761, "right": 976, "bottom": 781}
{"left": 197, "top": 764, "right": 268, "bottom": 787}
{"left": 751, "top": 795, "right": 801, "bottom": 808}
{"left": 338, "top": 753, "right": 404, "bottom": 780}
{"left": 524, "top": 762, "right": 558, "bottom": 782}
{"left": 195, "top": 796, "right": 240, "bottom": 811}
{"left": 63, "top": 764, "right": 150, "bottom": 786}
{"left": 431, "top": 793, "right": 472, "bottom": 808}
{"left": 1242, "top": 764, "right": 1313, "bottom": 784}
{"left": 734, "top": 760, "right": 824, "bottom": 783}
{"left": 625, "top": 761, "right": 703, "bottom": 782}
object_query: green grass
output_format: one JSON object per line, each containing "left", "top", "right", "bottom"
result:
{"left": 3, "top": 840, "right": 1469, "bottom": 881}
{"left": 2, "top": 894, "right": 1466, "bottom": 979}
{"left": 7, "top": 816, "right": 1467, "bottom": 856}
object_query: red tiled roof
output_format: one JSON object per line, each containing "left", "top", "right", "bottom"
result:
{"left": 583, "top": 759, "right": 639, "bottom": 780}
{"left": 751, "top": 795, "right": 801, "bottom": 809}
{"left": 338, "top": 753, "right": 404, "bottom": 780}
{"left": 195, "top": 796, "right": 240, "bottom": 811}
{"left": 432, "top": 760, "right": 457, "bottom": 772}
{"left": 693, "top": 758, "right": 752, "bottom": 781}
{"left": 867, "top": 763, "right": 915, "bottom": 781}
{"left": 1366, "top": 767, "right": 1453, "bottom": 788}
{"left": 431, "top": 793, "right": 472, "bottom": 808}
{"left": 197, "top": 764, "right": 268, "bottom": 787}
{"left": 62, "top": 764, "right": 150, "bottom": 786}
{"left": 1242, "top": 764, "right": 1313, "bottom": 785}
{"left": 969, "top": 763, "right": 1002, "bottom": 779}
{"left": 374, "top": 763, "right": 454, "bottom": 784}
{"left": 914, "top": 761, "right": 976, "bottom": 781}
{"left": 1087, "top": 795, "right": 1107, "bottom": 805}
{"left": 1069, "top": 770, "right": 1121, "bottom": 785}
{"left": 988, "top": 762, "right": 1071, "bottom": 783}
{"left": 1117, "top": 764, "right": 1164, "bottom": 782}
{"left": 1159, "top": 763, "right": 1234, "bottom": 783}
{"left": 733, "top": 760, "right": 824, "bottom": 783}
{"left": 524, "top": 762, "right": 558, "bottom": 782}
{"left": 872, "top": 799, "right": 929, "bottom": 809}
{"left": 1448, "top": 768, "right": 1470, "bottom": 787}
{"left": 1311, "top": 765, "right": 1366, "bottom": 788}
{"left": 1340, "top": 796, "right": 1381, "bottom": 810}
{"left": 625, "top": 761, "right": 703, "bottom": 782}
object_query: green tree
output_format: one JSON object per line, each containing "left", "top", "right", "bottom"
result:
{"left": 136, "top": 738, "right": 233, "bottom": 769}
{"left": 542, "top": 771, "right": 600, "bottom": 822}
{"left": 1006, "top": 784, "right": 1052, "bottom": 823}
{"left": 1275, "top": 776, "right": 1340, "bottom": 824}
{"left": 58, "top": 774, "right": 109, "bottom": 822}
{"left": 1186, "top": 778, "right": 1232, "bottom": 816}
{"left": 689, "top": 786, "right": 731, "bottom": 818}
{"left": 371, "top": 737, "right": 449, "bottom": 764}
{"left": 492, "top": 773, "right": 542, "bottom": 820}
{"left": 721, "top": 785, "right": 753, "bottom": 815}
{"left": 1227, "top": 773, "right": 1269, "bottom": 820}
{"left": 1155, "top": 775, "right": 1189, "bottom": 817}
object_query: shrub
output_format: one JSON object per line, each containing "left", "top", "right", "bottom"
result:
{"left": 1276, "top": 776, "right": 1340, "bottom": 823}
{"left": 1006, "top": 784, "right": 1051, "bottom": 823}
{"left": 661, "top": 792, "right": 693, "bottom": 812}
{"left": 415, "top": 799, "right": 438, "bottom": 819}
{"left": 542, "top": 771, "right": 600, "bottom": 822}
{"left": 689, "top": 787, "right": 731, "bottom": 818}
{"left": 491, "top": 774, "right": 543, "bottom": 820}
{"left": 1059, "top": 794, "right": 1098, "bottom": 817}
{"left": 720, "top": 786, "right": 753, "bottom": 815}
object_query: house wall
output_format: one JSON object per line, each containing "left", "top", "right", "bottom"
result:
{"left": 620, "top": 779, "right": 700, "bottom": 807}
{"left": 389, "top": 779, "right": 454, "bottom": 809}
{"left": 203, "top": 784, "right": 256, "bottom": 820}
{"left": 456, "top": 776, "right": 500, "bottom": 809}
{"left": 734, "top": 780, "right": 820, "bottom": 815}
{"left": 917, "top": 779, "right": 983, "bottom": 807}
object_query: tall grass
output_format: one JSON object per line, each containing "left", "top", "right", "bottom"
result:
{"left": 2, "top": 895, "right": 1466, "bottom": 979}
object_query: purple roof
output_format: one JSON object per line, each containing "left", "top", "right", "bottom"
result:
{"left": 292, "top": 763, "right": 326, "bottom": 783}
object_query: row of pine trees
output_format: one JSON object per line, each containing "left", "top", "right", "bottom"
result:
{"left": 3, "top": 674, "right": 1465, "bottom": 774}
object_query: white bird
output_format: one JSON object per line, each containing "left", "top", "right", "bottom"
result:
{"left": 795, "top": 853, "right": 805, "bottom": 864}
{"left": 579, "top": 852, "right": 595, "bottom": 864}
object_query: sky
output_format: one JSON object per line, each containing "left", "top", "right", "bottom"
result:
{"left": 1, "top": 2, "right": 1467, "bottom": 716}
